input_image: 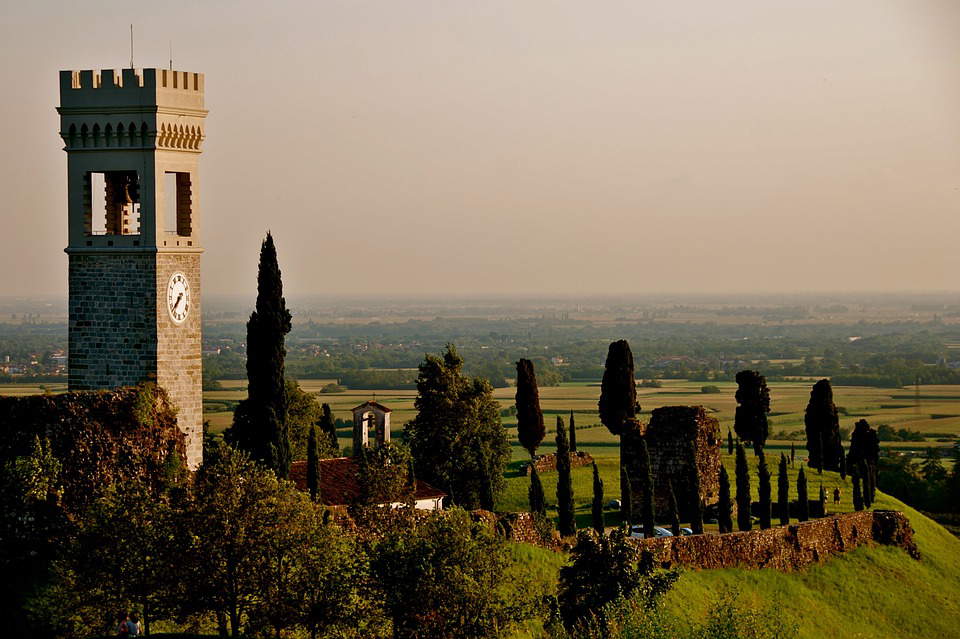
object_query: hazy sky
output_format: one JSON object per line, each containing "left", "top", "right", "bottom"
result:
{"left": 2, "top": 1, "right": 959, "bottom": 298}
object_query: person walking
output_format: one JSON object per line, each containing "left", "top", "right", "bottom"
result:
{"left": 126, "top": 613, "right": 141, "bottom": 637}
{"left": 116, "top": 613, "right": 129, "bottom": 638}
{"left": 833, "top": 487, "right": 841, "bottom": 505}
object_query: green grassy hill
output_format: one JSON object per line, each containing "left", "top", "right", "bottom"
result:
{"left": 504, "top": 455, "right": 960, "bottom": 638}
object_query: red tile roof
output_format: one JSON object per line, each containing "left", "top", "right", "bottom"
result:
{"left": 289, "top": 457, "right": 445, "bottom": 506}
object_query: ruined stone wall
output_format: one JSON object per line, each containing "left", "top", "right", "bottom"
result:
{"left": 622, "top": 406, "right": 721, "bottom": 521}
{"left": 522, "top": 451, "right": 594, "bottom": 476}
{"left": 632, "top": 510, "right": 918, "bottom": 571}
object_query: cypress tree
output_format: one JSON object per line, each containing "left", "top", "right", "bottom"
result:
{"left": 839, "top": 443, "right": 847, "bottom": 481}
{"left": 307, "top": 425, "right": 320, "bottom": 502}
{"left": 777, "top": 454, "right": 790, "bottom": 526}
{"left": 717, "top": 466, "right": 733, "bottom": 534}
{"left": 734, "top": 370, "right": 771, "bottom": 456}
{"left": 852, "top": 465, "right": 864, "bottom": 511}
{"left": 226, "top": 232, "right": 292, "bottom": 478}
{"left": 797, "top": 466, "right": 809, "bottom": 522}
{"left": 667, "top": 479, "right": 681, "bottom": 537}
{"left": 727, "top": 428, "right": 734, "bottom": 456}
{"left": 621, "top": 465, "right": 633, "bottom": 529}
{"left": 639, "top": 438, "right": 655, "bottom": 538}
{"left": 569, "top": 410, "right": 577, "bottom": 452}
{"left": 804, "top": 379, "right": 842, "bottom": 471}
{"left": 529, "top": 465, "right": 547, "bottom": 519}
{"left": 757, "top": 453, "right": 772, "bottom": 529}
{"left": 819, "top": 483, "right": 827, "bottom": 513}
{"left": 735, "top": 443, "right": 752, "bottom": 531}
{"left": 688, "top": 439, "right": 704, "bottom": 534}
{"left": 861, "top": 460, "right": 874, "bottom": 508}
{"left": 318, "top": 403, "right": 339, "bottom": 453}
{"left": 790, "top": 443, "right": 795, "bottom": 466}
{"left": 598, "top": 340, "right": 638, "bottom": 436}
{"left": 591, "top": 462, "right": 605, "bottom": 535}
{"left": 515, "top": 359, "right": 546, "bottom": 458}
{"left": 556, "top": 416, "right": 576, "bottom": 537}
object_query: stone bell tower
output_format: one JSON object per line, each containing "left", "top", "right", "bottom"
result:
{"left": 58, "top": 68, "right": 208, "bottom": 468}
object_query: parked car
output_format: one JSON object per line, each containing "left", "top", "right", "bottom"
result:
{"left": 679, "top": 527, "right": 694, "bottom": 536}
{"left": 629, "top": 525, "right": 674, "bottom": 539}
{"left": 606, "top": 499, "right": 622, "bottom": 510}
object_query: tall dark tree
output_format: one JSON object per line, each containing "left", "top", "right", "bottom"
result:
{"left": 317, "top": 403, "right": 339, "bottom": 453}
{"left": 306, "top": 425, "right": 320, "bottom": 502}
{"left": 598, "top": 340, "right": 638, "bottom": 435}
{"left": 777, "top": 454, "right": 790, "bottom": 526}
{"left": 405, "top": 345, "right": 511, "bottom": 509}
{"left": 717, "top": 466, "right": 733, "bottom": 534}
{"left": 757, "top": 453, "right": 772, "bottom": 529}
{"left": 226, "top": 232, "right": 293, "bottom": 478}
{"left": 735, "top": 443, "right": 752, "bottom": 531}
{"left": 688, "top": 439, "right": 704, "bottom": 534}
{"left": 638, "top": 438, "right": 655, "bottom": 539}
{"left": 797, "top": 467, "right": 810, "bottom": 521}
{"left": 591, "top": 462, "right": 605, "bottom": 535}
{"left": 515, "top": 359, "right": 546, "bottom": 458}
{"left": 734, "top": 370, "right": 771, "bottom": 456}
{"left": 819, "top": 483, "right": 827, "bottom": 512}
{"left": 529, "top": 465, "right": 546, "bottom": 517}
{"left": 569, "top": 410, "right": 577, "bottom": 452}
{"left": 667, "top": 480, "right": 681, "bottom": 537}
{"left": 620, "top": 465, "right": 633, "bottom": 529}
{"left": 556, "top": 416, "right": 576, "bottom": 537}
{"left": 839, "top": 443, "right": 847, "bottom": 481}
{"left": 848, "top": 419, "right": 880, "bottom": 469}
{"left": 860, "top": 460, "right": 874, "bottom": 508}
{"left": 727, "top": 429, "right": 734, "bottom": 456}
{"left": 790, "top": 443, "right": 796, "bottom": 466}
{"left": 804, "top": 379, "right": 842, "bottom": 471}
{"left": 852, "top": 465, "right": 864, "bottom": 511}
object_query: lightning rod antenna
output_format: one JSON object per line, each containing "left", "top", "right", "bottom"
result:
{"left": 169, "top": 41, "right": 173, "bottom": 70}
{"left": 129, "top": 24, "right": 134, "bottom": 69}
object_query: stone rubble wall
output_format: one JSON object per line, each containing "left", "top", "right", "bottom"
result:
{"left": 522, "top": 450, "right": 594, "bottom": 476}
{"left": 631, "top": 510, "right": 919, "bottom": 571}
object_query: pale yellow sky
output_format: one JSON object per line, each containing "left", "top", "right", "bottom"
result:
{"left": 2, "top": 1, "right": 959, "bottom": 297}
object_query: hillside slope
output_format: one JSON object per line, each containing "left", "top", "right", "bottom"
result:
{"left": 661, "top": 492, "right": 960, "bottom": 638}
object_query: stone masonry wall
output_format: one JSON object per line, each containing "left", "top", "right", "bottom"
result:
{"left": 68, "top": 253, "right": 157, "bottom": 391}
{"left": 623, "top": 406, "right": 721, "bottom": 522}
{"left": 632, "top": 510, "right": 919, "bottom": 572}
{"left": 522, "top": 451, "right": 594, "bottom": 476}
{"left": 155, "top": 252, "right": 203, "bottom": 468}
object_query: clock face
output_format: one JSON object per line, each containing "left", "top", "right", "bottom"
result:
{"left": 166, "top": 272, "right": 191, "bottom": 324}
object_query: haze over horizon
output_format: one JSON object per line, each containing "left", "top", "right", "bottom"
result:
{"left": 3, "top": 1, "right": 959, "bottom": 298}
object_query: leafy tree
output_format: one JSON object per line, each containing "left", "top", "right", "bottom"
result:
{"left": 598, "top": 340, "right": 638, "bottom": 435}
{"left": 777, "top": 454, "right": 790, "bottom": 526}
{"left": 405, "top": 345, "right": 511, "bottom": 509}
{"left": 307, "top": 425, "right": 320, "bottom": 502}
{"left": 804, "top": 379, "right": 842, "bottom": 471}
{"left": 569, "top": 410, "right": 577, "bottom": 452}
{"left": 757, "top": 453, "right": 772, "bottom": 529}
{"left": 356, "top": 442, "right": 414, "bottom": 507}
{"left": 734, "top": 370, "right": 770, "bottom": 455}
{"left": 735, "top": 443, "right": 752, "bottom": 531}
{"left": 558, "top": 528, "right": 677, "bottom": 630}
{"left": 370, "top": 508, "right": 520, "bottom": 639}
{"left": 226, "top": 232, "right": 293, "bottom": 478}
{"left": 515, "top": 359, "right": 546, "bottom": 458}
{"left": 556, "top": 416, "right": 576, "bottom": 537}
{"left": 592, "top": 462, "right": 605, "bottom": 535}
{"left": 667, "top": 480, "right": 681, "bottom": 537}
{"left": 317, "top": 402, "right": 339, "bottom": 453}
{"left": 797, "top": 466, "right": 809, "bottom": 521}
{"left": 638, "top": 438, "right": 655, "bottom": 539}
{"left": 186, "top": 443, "right": 296, "bottom": 636}
{"left": 285, "top": 379, "right": 326, "bottom": 460}
{"left": 717, "top": 466, "right": 733, "bottom": 533}
{"left": 848, "top": 419, "right": 880, "bottom": 470}
{"left": 920, "top": 448, "right": 947, "bottom": 484}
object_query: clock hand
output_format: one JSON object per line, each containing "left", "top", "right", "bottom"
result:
{"left": 173, "top": 293, "right": 184, "bottom": 311}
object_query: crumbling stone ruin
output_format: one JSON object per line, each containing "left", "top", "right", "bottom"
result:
{"left": 631, "top": 510, "right": 919, "bottom": 571}
{"left": 622, "top": 405, "right": 721, "bottom": 521}
{"left": 521, "top": 450, "right": 594, "bottom": 476}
